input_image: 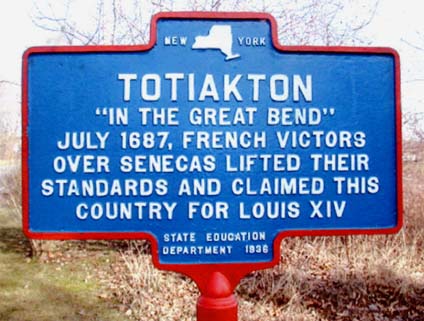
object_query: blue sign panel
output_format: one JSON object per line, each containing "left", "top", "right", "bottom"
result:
{"left": 23, "top": 14, "right": 401, "bottom": 265}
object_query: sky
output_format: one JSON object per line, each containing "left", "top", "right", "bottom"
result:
{"left": 363, "top": 0, "right": 424, "bottom": 121}
{"left": 0, "top": 0, "right": 423, "bottom": 129}
{"left": 0, "top": 3, "right": 48, "bottom": 83}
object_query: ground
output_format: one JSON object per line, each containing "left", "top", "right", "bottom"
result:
{"left": 0, "top": 207, "right": 131, "bottom": 321}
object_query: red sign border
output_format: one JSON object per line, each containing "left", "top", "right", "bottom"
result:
{"left": 22, "top": 11, "right": 402, "bottom": 291}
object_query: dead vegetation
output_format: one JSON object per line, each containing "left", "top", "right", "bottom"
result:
{"left": 107, "top": 147, "right": 424, "bottom": 321}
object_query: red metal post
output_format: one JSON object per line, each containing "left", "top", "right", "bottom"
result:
{"left": 197, "top": 272, "right": 238, "bottom": 321}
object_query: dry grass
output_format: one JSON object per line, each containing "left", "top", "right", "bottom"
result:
{"left": 0, "top": 209, "right": 133, "bottom": 321}
{"left": 108, "top": 242, "right": 198, "bottom": 321}
{"left": 109, "top": 148, "right": 424, "bottom": 321}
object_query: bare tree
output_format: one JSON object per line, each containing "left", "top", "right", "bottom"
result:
{"left": 31, "top": 0, "right": 379, "bottom": 46}
{"left": 0, "top": 80, "right": 20, "bottom": 142}
{"left": 404, "top": 112, "right": 424, "bottom": 142}
{"left": 32, "top": 0, "right": 153, "bottom": 45}
{"left": 399, "top": 31, "right": 424, "bottom": 142}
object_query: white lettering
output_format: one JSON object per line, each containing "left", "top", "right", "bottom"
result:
{"left": 118, "top": 73, "right": 137, "bottom": 101}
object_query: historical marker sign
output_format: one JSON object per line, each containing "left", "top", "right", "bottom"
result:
{"left": 23, "top": 12, "right": 401, "bottom": 269}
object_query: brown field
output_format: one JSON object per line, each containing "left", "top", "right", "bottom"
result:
{"left": 107, "top": 147, "right": 423, "bottom": 321}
